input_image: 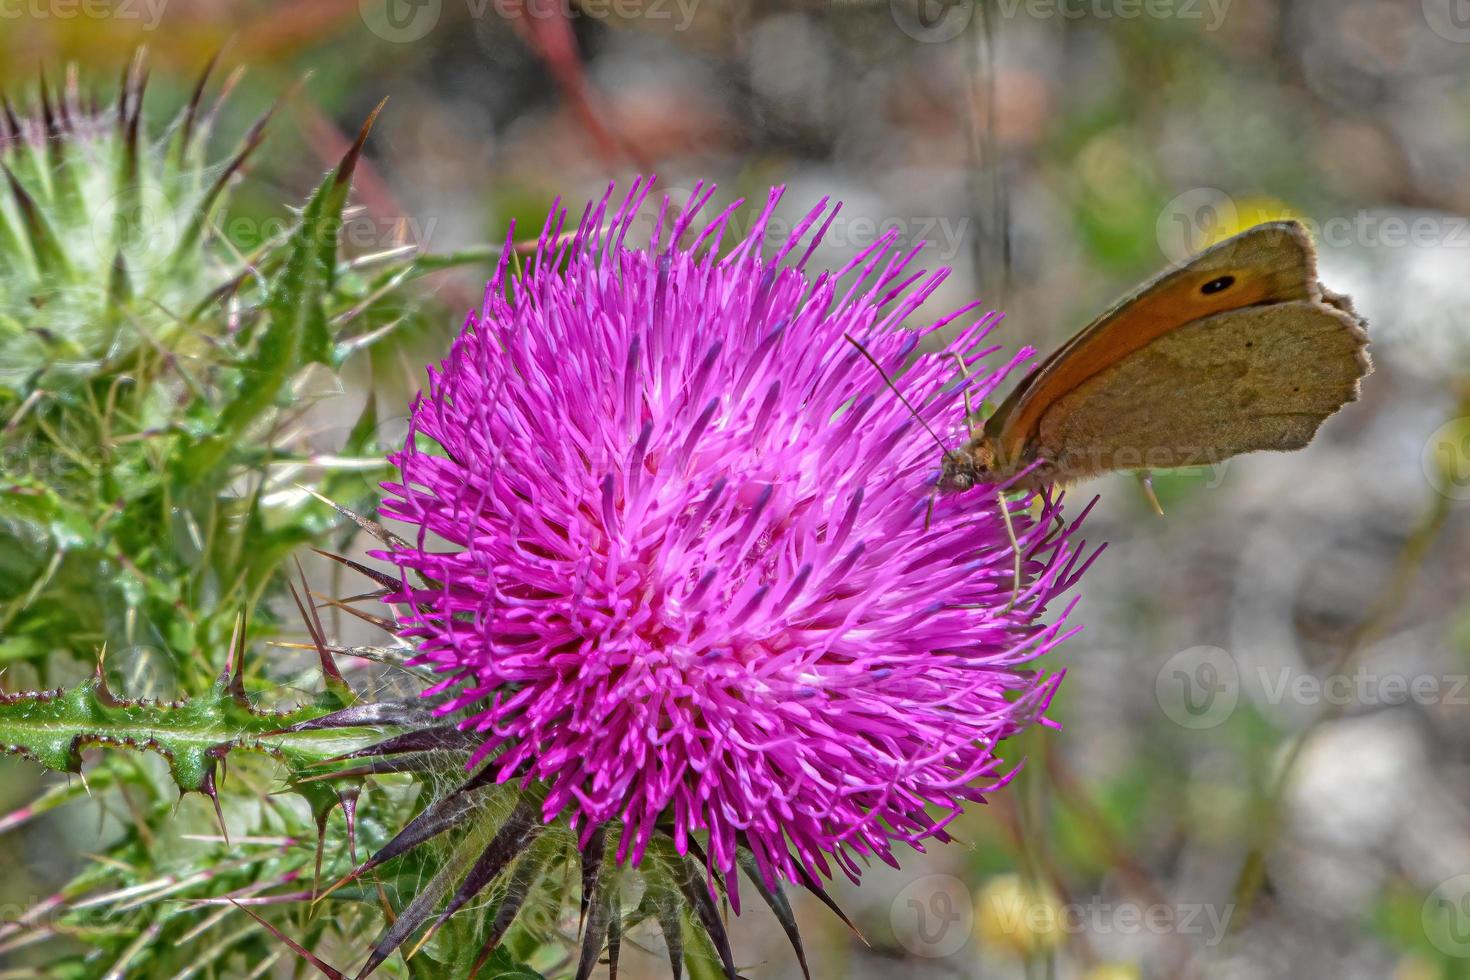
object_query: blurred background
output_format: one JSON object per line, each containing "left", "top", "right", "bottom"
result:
{"left": 3, "top": 0, "right": 1470, "bottom": 977}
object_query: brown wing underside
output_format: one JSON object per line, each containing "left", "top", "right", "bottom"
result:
{"left": 987, "top": 221, "right": 1320, "bottom": 459}
{"left": 1020, "top": 299, "right": 1371, "bottom": 486}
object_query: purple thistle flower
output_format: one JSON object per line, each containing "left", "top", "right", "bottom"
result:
{"left": 378, "top": 180, "right": 1095, "bottom": 897}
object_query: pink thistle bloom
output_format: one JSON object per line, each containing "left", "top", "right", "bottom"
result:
{"left": 379, "top": 180, "right": 1096, "bottom": 896}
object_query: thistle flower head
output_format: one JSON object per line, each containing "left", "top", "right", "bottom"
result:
{"left": 380, "top": 181, "right": 1094, "bottom": 894}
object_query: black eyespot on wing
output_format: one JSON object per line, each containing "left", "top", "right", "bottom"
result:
{"left": 1201, "top": 275, "right": 1236, "bottom": 295}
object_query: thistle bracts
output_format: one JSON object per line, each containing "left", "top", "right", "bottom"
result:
{"left": 288, "top": 688, "right": 830, "bottom": 979}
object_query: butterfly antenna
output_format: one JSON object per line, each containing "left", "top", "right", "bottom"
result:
{"left": 842, "top": 333, "right": 955, "bottom": 462}
{"left": 949, "top": 350, "right": 979, "bottom": 437}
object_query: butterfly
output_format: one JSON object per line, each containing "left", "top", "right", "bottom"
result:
{"left": 942, "top": 220, "right": 1371, "bottom": 496}
{"left": 913, "top": 219, "right": 1373, "bottom": 600}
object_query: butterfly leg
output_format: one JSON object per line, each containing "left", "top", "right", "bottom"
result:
{"left": 1136, "top": 470, "right": 1165, "bottom": 516}
{"left": 996, "top": 489, "right": 1025, "bottom": 610}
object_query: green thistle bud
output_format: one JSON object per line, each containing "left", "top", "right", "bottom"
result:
{"left": 0, "top": 54, "right": 431, "bottom": 684}
{"left": 0, "top": 53, "right": 241, "bottom": 392}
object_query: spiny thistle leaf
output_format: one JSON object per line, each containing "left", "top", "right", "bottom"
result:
{"left": 672, "top": 854, "right": 737, "bottom": 980}
{"left": 321, "top": 767, "right": 503, "bottom": 894}
{"left": 574, "top": 828, "right": 614, "bottom": 980}
{"left": 165, "top": 83, "right": 284, "bottom": 273}
{"left": 0, "top": 671, "right": 369, "bottom": 795}
{"left": 188, "top": 99, "right": 388, "bottom": 478}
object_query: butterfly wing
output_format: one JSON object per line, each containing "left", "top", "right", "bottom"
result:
{"left": 1019, "top": 296, "right": 1370, "bottom": 486}
{"left": 987, "top": 221, "right": 1322, "bottom": 462}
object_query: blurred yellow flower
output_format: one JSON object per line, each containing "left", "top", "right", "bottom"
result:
{"left": 1391, "top": 954, "right": 1441, "bottom": 980}
{"left": 974, "top": 874, "right": 1065, "bottom": 955}
{"left": 1083, "top": 964, "right": 1142, "bottom": 980}
{"left": 1206, "top": 196, "right": 1300, "bottom": 246}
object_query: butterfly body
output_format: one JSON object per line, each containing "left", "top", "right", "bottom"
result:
{"left": 943, "top": 220, "right": 1371, "bottom": 493}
